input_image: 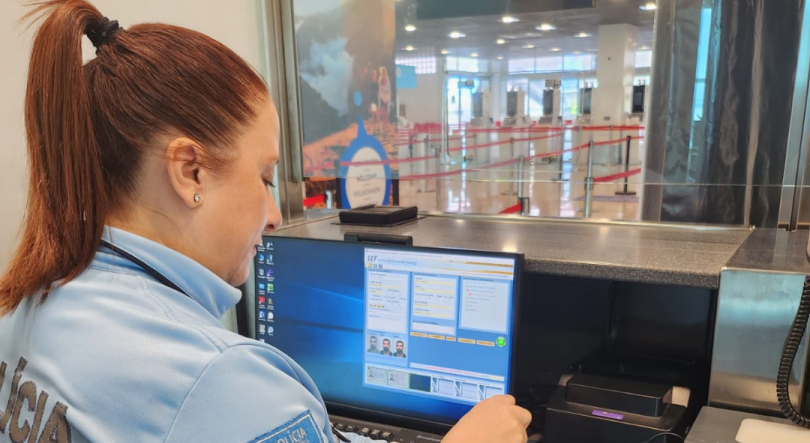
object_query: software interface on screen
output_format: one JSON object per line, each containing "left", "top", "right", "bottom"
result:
{"left": 254, "top": 238, "right": 518, "bottom": 422}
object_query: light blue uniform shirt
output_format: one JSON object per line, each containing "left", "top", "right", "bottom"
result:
{"left": 0, "top": 227, "right": 377, "bottom": 443}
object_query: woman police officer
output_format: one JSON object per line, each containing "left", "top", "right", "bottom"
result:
{"left": 0, "top": 1, "right": 532, "bottom": 442}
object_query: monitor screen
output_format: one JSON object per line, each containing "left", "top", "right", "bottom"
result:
{"left": 254, "top": 237, "right": 521, "bottom": 426}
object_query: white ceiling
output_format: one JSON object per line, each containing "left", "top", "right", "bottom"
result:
{"left": 395, "top": 0, "right": 656, "bottom": 59}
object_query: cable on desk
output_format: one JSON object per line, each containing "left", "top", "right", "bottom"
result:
{"left": 642, "top": 431, "right": 685, "bottom": 443}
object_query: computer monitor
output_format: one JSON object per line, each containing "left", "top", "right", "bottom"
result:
{"left": 253, "top": 237, "right": 523, "bottom": 429}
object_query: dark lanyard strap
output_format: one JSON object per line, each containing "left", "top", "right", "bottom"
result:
{"left": 331, "top": 423, "right": 350, "bottom": 442}
{"left": 100, "top": 239, "right": 190, "bottom": 298}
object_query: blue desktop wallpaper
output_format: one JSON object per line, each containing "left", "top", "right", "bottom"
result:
{"left": 255, "top": 237, "right": 517, "bottom": 425}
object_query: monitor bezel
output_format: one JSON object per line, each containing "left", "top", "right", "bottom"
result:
{"left": 252, "top": 235, "right": 526, "bottom": 434}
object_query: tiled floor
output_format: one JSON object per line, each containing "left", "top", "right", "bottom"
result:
{"left": 396, "top": 128, "right": 643, "bottom": 221}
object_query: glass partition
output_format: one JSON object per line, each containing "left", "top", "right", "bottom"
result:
{"left": 285, "top": 0, "right": 807, "bottom": 228}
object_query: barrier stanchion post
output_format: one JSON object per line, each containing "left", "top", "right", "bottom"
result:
{"left": 392, "top": 174, "right": 400, "bottom": 206}
{"left": 402, "top": 136, "right": 413, "bottom": 179}
{"left": 576, "top": 121, "right": 584, "bottom": 171}
{"left": 435, "top": 145, "right": 442, "bottom": 211}
{"left": 501, "top": 137, "right": 518, "bottom": 196}
{"left": 417, "top": 135, "right": 435, "bottom": 193}
{"left": 325, "top": 190, "right": 333, "bottom": 209}
{"left": 617, "top": 128, "right": 624, "bottom": 165}
{"left": 555, "top": 119, "right": 566, "bottom": 182}
{"left": 333, "top": 159, "right": 342, "bottom": 209}
{"left": 517, "top": 155, "right": 525, "bottom": 199}
{"left": 423, "top": 134, "right": 429, "bottom": 176}
{"left": 519, "top": 197, "right": 529, "bottom": 216}
{"left": 615, "top": 135, "right": 637, "bottom": 196}
{"left": 474, "top": 131, "right": 479, "bottom": 164}
{"left": 584, "top": 140, "right": 595, "bottom": 218}
{"left": 511, "top": 136, "right": 515, "bottom": 160}
{"left": 528, "top": 124, "right": 532, "bottom": 155}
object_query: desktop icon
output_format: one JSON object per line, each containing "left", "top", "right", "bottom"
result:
{"left": 258, "top": 269, "right": 265, "bottom": 276}
{"left": 258, "top": 296, "right": 266, "bottom": 305}
{"left": 258, "top": 254, "right": 265, "bottom": 263}
{"left": 258, "top": 310, "right": 267, "bottom": 320}
{"left": 267, "top": 254, "right": 274, "bottom": 263}
{"left": 496, "top": 337, "right": 506, "bottom": 347}
{"left": 267, "top": 326, "right": 274, "bottom": 334}
{"left": 259, "top": 339, "right": 266, "bottom": 343}
{"left": 267, "top": 269, "right": 274, "bottom": 276}
{"left": 258, "top": 283, "right": 266, "bottom": 292}
{"left": 267, "top": 312, "right": 275, "bottom": 321}
{"left": 267, "top": 283, "right": 274, "bottom": 292}
{"left": 259, "top": 324, "right": 266, "bottom": 335}
{"left": 266, "top": 241, "right": 274, "bottom": 249}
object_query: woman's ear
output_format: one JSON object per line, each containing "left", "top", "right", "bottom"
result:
{"left": 164, "top": 138, "right": 206, "bottom": 208}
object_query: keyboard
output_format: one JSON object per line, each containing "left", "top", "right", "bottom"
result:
{"left": 330, "top": 415, "right": 445, "bottom": 443}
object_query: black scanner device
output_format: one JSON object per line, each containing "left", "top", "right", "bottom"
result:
{"left": 544, "top": 375, "right": 685, "bottom": 443}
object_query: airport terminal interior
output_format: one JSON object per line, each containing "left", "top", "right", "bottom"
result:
{"left": 250, "top": 1, "right": 810, "bottom": 442}
{"left": 6, "top": 0, "right": 810, "bottom": 442}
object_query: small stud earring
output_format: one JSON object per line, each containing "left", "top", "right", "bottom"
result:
{"left": 194, "top": 194, "right": 201, "bottom": 203}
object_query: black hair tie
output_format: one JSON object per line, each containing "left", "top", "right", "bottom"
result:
{"left": 85, "top": 17, "right": 123, "bottom": 49}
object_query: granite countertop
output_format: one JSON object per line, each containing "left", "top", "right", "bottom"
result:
{"left": 725, "top": 228, "right": 810, "bottom": 275}
{"left": 273, "top": 214, "right": 753, "bottom": 289}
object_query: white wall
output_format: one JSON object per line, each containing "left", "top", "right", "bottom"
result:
{"left": 0, "top": 2, "right": 33, "bottom": 277}
{"left": 0, "top": 0, "right": 268, "bottom": 329}
{"left": 398, "top": 72, "right": 443, "bottom": 124}
{"left": 0, "top": 0, "right": 267, "bottom": 271}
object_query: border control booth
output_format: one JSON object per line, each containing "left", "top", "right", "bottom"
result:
{"left": 246, "top": 214, "right": 810, "bottom": 443}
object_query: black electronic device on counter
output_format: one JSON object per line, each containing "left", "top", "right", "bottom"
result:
{"left": 544, "top": 375, "right": 686, "bottom": 443}
{"left": 338, "top": 205, "right": 418, "bottom": 226}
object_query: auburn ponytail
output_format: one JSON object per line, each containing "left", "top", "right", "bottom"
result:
{"left": 0, "top": 1, "right": 108, "bottom": 314}
{"left": 1, "top": 0, "right": 268, "bottom": 314}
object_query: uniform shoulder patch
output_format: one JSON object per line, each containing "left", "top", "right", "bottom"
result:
{"left": 249, "top": 410, "right": 326, "bottom": 443}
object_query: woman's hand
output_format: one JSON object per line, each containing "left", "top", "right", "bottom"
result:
{"left": 442, "top": 395, "right": 532, "bottom": 443}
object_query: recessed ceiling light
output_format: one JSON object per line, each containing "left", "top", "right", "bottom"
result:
{"left": 405, "top": 45, "right": 415, "bottom": 51}
{"left": 575, "top": 32, "right": 591, "bottom": 38}
{"left": 449, "top": 31, "right": 466, "bottom": 39}
{"left": 497, "top": 38, "right": 506, "bottom": 45}
{"left": 497, "top": 55, "right": 504, "bottom": 60}
{"left": 537, "top": 24, "right": 556, "bottom": 31}
{"left": 640, "top": 46, "right": 650, "bottom": 50}
{"left": 550, "top": 47, "right": 561, "bottom": 52}
{"left": 441, "top": 49, "right": 450, "bottom": 55}
{"left": 405, "top": 24, "right": 416, "bottom": 32}
{"left": 502, "top": 16, "right": 519, "bottom": 24}
{"left": 640, "top": 3, "right": 657, "bottom": 10}
{"left": 573, "top": 51, "right": 581, "bottom": 55}
{"left": 471, "top": 52, "right": 479, "bottom": 57}
{"left": 523, "top": 44, "right": 535, "bottom": 49}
